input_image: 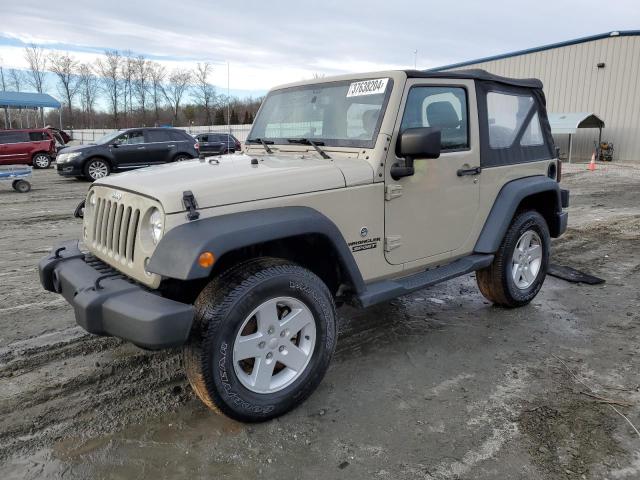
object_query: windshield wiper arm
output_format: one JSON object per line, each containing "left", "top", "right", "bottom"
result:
{"left": 246, "top": 138, "right": 274, "bottom": 154}
{"left": 287, "top": 138, "right": 331, "bottom": 159}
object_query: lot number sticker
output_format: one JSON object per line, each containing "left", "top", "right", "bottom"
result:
{"left": 346, "top": 78, "right": 389, "bottom": 97}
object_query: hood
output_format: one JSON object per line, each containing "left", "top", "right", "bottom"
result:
{"left": 59, "top": 143, "right": 102, "bottom": 154}
{"left": 95, "top": 152, "right": 374, "bottom": 213}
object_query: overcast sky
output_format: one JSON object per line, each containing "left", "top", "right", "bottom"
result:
{"left": 1, "top": 0, "right": 639, "bottom": 97}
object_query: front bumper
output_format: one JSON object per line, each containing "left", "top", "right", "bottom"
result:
{"left": 56, "top": 162, "right": 83, "bottom": 176}
{"left": 39, "top": 241, "right": 194, "bottom": 349}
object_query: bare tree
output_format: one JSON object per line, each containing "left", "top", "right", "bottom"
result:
{"left": 8, "top": 68, "right": 24, "bottom": 92}
{"left": 133, "top": 55, "right": 151, "bottom": 124}
{"left": 96, "top": 50, "right": 122, "bottom": 127}
{"left": 78, "top": 63, "right": 99, "bottom": 128}
{"left": 0, "top": 58, "right": 8, "bottom": 128}
{"left": 193, "top": 62, "right": 216, "bottom": 125}
{"left": 120, "top": 51, "right": 135, "bottom": 127}
{"left": 50, "top": 52, "right": 79, "bottom": 126}
{"left": 149, "top": 62, "right": 165, "bottom": 124}
{"left": 162, "top": 69, "right": 192, "bottom": 124}
{"left": 24, "top": 44, "right": 48, "bottom": 124}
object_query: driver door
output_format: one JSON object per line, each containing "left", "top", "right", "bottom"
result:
{"left": 384, "top": 79, "right": 481, "bottom": 265}
{"left": 111, "top": 130, "right": 146, "bottom": 167}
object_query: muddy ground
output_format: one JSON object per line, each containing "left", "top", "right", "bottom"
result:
{"left": 1, "top": 164, "right": 639, "bottom": 479}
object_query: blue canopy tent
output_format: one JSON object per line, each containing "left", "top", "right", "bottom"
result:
{"left": 0, "top": 92, "right": 63, "bottom": 129}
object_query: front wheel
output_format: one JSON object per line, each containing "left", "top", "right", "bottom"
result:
{"left": 84, "top": 158, "right": 110, "bottom": 181}
{"left": 477, "top": 210, "right": 550, "bottom": 308}
{"left": 183, "top": 258, "right": 337, "bottom": 422}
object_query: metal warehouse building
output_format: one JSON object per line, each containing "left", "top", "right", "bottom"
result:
{"left": 435, "top": 31, "right": 640, "bottom": 163}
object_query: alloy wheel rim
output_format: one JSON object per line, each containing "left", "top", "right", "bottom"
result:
{"left": 233, "top": 296, "right": 316, "bottom": 394}
{"left": 511, "top": 230, "right": 543, "bottom": 289}
{"left": 34, "top": 155, "right": 49, "bottom": 167}
{"left": 88, "top": 162, "right": 108, "bottom": 179}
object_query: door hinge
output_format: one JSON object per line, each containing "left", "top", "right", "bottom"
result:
{"left": 385, "top": 184, "right": 403, "bottom": 201}
{"left": 384, "top": 235, "right": 402, "bottom": 252}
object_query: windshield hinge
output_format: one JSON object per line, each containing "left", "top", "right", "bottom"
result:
{"left": 182, "top": 190, "right": 200, "bottom": 221}
{"left": 385, "top": 184, "right": 403, "bottom": 201}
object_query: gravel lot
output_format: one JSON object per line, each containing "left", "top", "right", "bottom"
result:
{"left": 1, "top": 164, "right": 639, "bottom": 479}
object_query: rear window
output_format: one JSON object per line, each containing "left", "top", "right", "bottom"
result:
{"left": 0, "top": 131, "right": 29, "bottom": 144}
{"left": 487, "top": 92, "right": 536, "bottom": 149}
{"left": 29, "top": 131, "right": 50, "bottom": 142}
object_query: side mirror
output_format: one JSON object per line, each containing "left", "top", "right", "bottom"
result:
{"left": 391, "top": 127, "right": 441, "bottom": 180}
{"left": 110, "top": 143, "right": 119, "bottom": 148}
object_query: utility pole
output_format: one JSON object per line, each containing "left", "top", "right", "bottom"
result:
{"left": 227, "top": 61, "right": 231, "bottom": 151}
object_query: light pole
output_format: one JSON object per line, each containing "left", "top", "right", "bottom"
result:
{"left": 413, "top": 49, "right": 418, "bottom": 69}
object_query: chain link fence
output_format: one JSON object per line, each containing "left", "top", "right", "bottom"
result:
{"left": 69, "top": 124, "right": 254, "bottom": 146}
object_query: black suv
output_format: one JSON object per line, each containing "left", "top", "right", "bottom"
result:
{"left": 57, "top": 127, "right": 198, "bottom": 181}
{"left": 194, "top": 133, "right": 241, "bottom": 155}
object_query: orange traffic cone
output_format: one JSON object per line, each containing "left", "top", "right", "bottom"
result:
{"left": 588, "top": 152, "right": 596, "bottom": 171}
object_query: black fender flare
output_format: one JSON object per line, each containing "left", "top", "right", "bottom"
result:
{"left": 474, "top": 175, "right": 563, "bottom": 254}
{"left": 146, "top": 206, "right": 365, "bottom": 293}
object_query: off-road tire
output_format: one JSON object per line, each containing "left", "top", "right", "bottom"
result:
{"left": 477, "top": 210, "right": 550, "bottom": 308}
{"left": 84, "top": 158, "right": 111, "bottom": 181}
{"left": 183, "top": 257, "right": 337, "bottom": 422}
{"left": 32, "top": 153, "right": 51, "bottom": 169}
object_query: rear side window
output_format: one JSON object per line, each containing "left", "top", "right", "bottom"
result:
{"left": 400, "top": 86, "right": 469, "bottom": 151}
{"left": 168, "top": 130, "right": 189, "bottom": 141}
{"left": 147, "top": 130, "right": 171, "bottom": 142}
{"left": 0, "top": 131, "right": 29, "bottom": 144}
{"left": 29, "top": 131, "right": 50, "bottom": 142}
{"left": 487, "top": 92, "right": 538, "bottom": 148}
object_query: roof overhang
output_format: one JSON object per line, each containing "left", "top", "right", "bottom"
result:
{"left": 548, "top": 112, "right": 605, "bottom": 135}
{"left": 0, "top": 91, "right": 61, "bottom": 109}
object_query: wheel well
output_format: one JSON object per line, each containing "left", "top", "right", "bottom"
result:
{"left": 159, "top": 234, "right": 350, "bottom": 304}
{"left": 516, "top": 190, "right": 558, "bottom": 232}
{"left": 31, "top": 151, "right": 50, "bottom": 158}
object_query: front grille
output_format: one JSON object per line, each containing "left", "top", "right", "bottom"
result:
{"left": 91, "top": 197, "right": 141, "bottom": 263}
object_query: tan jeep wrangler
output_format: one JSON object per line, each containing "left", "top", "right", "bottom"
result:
{"left": 40, "top": 69, "right": 569, "bottom": 421}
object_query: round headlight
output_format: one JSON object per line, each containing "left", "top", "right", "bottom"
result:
{"left": 149, "top": 208, "right": 163, "bottom": 244}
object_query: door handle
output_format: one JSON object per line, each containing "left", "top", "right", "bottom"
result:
{"left": 137, "top": 146, "right": 146, "bottom": 150}
{"left": 167, "top": 144, "right": 176, "bottom": 148}
{"left": 457, "top": 166, "right": 481, "bottom": 176}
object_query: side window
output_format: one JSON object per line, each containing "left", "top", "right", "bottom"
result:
{"left": 29, "top": 132, "right": 48, "bottom": 142}
{"left": 486, "top": 92, "right": 536, "bottom": 149}
{"left": 147, "top": 130, "right": 170, "bottom": 143}
{"left": 126, "top": 131, "right": 145, "bottom": 144}
{"left": 168, "top": 130, "right": 189, "bottom": 141}
{"left": 520, "top": 112, "right": 544, "bottom": 146}
{"left": 0, "top": 131, "right": 29, "bottom": 144}
{"left": 400, "top": 86, "right": 469, "bottom": 150}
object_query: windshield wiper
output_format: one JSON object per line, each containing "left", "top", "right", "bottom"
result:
{"left": 287, "top": 138, "right": 331, "bottom": 159}
{"left": 246, "top": 137, "right": 274, "bottom": 154}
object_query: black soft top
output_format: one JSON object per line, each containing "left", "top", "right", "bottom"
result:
{"left": 405, "top": 68, "right": 543, "bottom": 89}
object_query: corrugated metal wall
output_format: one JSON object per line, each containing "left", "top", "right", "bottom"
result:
{"left": 446, "top": 35, "right": 640, "bottom": 162}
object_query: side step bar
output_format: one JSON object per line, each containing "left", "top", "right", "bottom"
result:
{"left": 355, "top": 254, "right": 494, "bottom": 308}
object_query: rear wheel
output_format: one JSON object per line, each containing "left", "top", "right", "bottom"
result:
{"left": 477, "top": 210, "right": 550, "bottom": 308}
{"left": 183, "top": 257, "right": 337, "bottom": 422}
{"left": 173, "top": 154, "right": 191, "bottom": 162}
{"left": 32, "top": 153, "right": 51, "bottom": 169}
{"left": 84, "top": 158, "right": 110, "bottom": 181}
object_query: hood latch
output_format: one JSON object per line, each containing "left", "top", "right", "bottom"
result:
{"left": 182, "top": 190, "right": 200, "bottom": 221}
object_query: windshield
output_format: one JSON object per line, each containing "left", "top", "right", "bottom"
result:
{"left": 248, "top": 78, "right": 392, "bottom": 148}
{"left": 95, "top": 131, "right": 124, "bottom": 145}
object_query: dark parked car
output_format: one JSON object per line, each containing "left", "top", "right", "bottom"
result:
{"left": 0, "top": 129, "right": 57, "bottom": 168}
{"left": 56, "top": 127, "right": 199, "bottom": 181}
{"left": 194, "top": 133, "right": 241, "bottom": 155}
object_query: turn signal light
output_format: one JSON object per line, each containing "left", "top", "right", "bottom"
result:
{"left": 198, "top": 251, "right": 215, "bottom": 268}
